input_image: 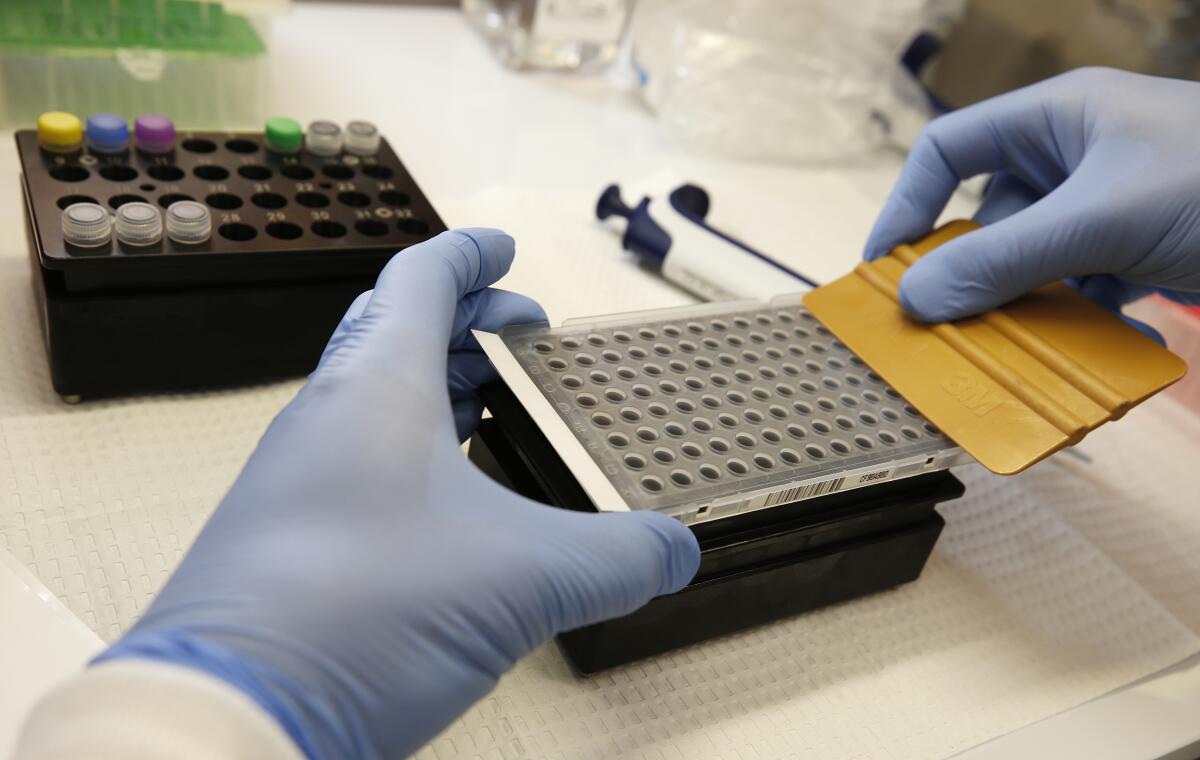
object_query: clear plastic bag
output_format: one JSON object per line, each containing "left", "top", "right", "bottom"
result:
{"left": 629, "top": 0, "right": 964, "bottom": 162}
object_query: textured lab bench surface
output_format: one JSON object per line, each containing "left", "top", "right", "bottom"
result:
{"left": 805, "top": 220, "right": 1187, "bottom": 475}
{"left": 479, "top": 298, "right": 966, "bottom": 523}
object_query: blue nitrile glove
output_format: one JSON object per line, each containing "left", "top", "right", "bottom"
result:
{"left": 95, "top": 229, "right": 701, "bottom": 759}
{"left": 864, "top": 67, "right": 1200, "bottom": 326}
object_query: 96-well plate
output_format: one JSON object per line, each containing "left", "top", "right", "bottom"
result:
{"left": 479, "top": 295, "right": 969, "bottom": 524}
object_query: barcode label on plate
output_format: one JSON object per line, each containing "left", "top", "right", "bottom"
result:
{"left": 757, "top": 477, "right": 847, "bottom": 508}
{"left": 746, "top": 467, "right": 896, "bottom": 511}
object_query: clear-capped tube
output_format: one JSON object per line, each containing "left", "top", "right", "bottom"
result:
{"left": 114, "top": 202, "right": 163, "bottom": 246}
{"left": 165, "top": 200, "right": 212, "bottom": 244}
{"left": 61, "top": 203, "right": 112, "bottom": 247}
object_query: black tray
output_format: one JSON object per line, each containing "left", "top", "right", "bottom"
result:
{"left": 18, "top": 125, "right": 447, "bottom": 397}
{"left": 17, "top": 129, "right": 444, "bottom": 292}
{"left": 470, "top": 382, "right": 964, "bottom": 673}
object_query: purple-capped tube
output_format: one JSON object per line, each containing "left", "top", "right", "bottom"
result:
{"left": 134, "top": 114, "right": 176, "bottom": 154}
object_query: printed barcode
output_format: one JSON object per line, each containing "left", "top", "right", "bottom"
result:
{"left": 762, "top": 477, "right": 847, "bottom": 507}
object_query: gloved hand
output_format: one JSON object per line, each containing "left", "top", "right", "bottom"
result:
{"left": 864, "top": 67, "right": 1200, "bottom": 325}
{"left": 96, "top": 229, "right": 701, "bottom": 759}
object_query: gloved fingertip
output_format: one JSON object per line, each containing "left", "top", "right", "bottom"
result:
{"left": 627, "top": 511, "right": 700, "bottom": 596}
{"left": 454, "top": 227, "right": 516, "bottom": 287}
{"left": 897, "top": 265, "right": 963, "bottom": 323}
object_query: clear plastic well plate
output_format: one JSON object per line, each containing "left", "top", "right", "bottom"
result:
{"left": 477, "top": 295, "right": 969, "bottom": 524}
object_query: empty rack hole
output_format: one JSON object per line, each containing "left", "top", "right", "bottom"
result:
{"left": 591, "top": 412, "right": 613, "bottom": 427}
{"left": 560, "top": 375, "right": 583, "bottom": 389}
{"left": 99, "top": 164, "right": 137, "bottom": 182}
{"left": 139, "top": 183, "right": 156, "bottom": 191}
{"left": 311, "top": 220, "right": 347, "bottom": 238}
{"left": 360, "top": 164, "right": 393, "bottom": 180}
{"left": 699, "top": 464, "right": 721, "bottom": 480}
{"left": 379, "top": 190, "right": 411, "bottom": 206}
{"left": 321, "top": 164, "right": 355, "bottom": 180}
{"left": 811, "top": 420, "right": 832, "bottom": 434}
{"left": 218, "top": 223, "right": 257, "bottom": 241}
{"left": 640, "top": 476, "right": 664, "bottom": 493}
{"left": 664, "top": 422, "right": 686, "bottom": 437}
{"left": 727, "top": 459, "right": 749, "bottom": 476}
{"left": 709, "top": 437, "right": 730, "bottom": 453}
{"left": 854, "top": 435, "right": 875, "bottom": 449}
{"left": 56, "top": 194, "right": 97, "bottom": 209}
{"left": 50, "top": 166, "right": 89, "bottom": 182}
{"left": 681, "top": 442, "right": 703, "bottom": 458}
{"left": 589, "top": 369, "right": 610, "bottom": 383}
{"left": 762, "top": 428, "right": 782, "bottom": 443}
{"left": 108, "top": 194, "right": 146, "bottom": 208}
{"left": 238, "top": 164, "right": 273, "bottom": 180}
{"left": 338, "top": 191, "right": 371, "bottom": 208}
{"left": 280, "top": 164, "right": 315, "bottom": 180}
{"left": 623, "top": 453, "right": 646, "bottom": 470}
{"left": 205, "top": 192, "right": 242, "bottom": 210}
{"left": 753, "top": 454, "right": 775, "bottom": 470}
{"left": 607, "top": 432, "right": 629, "bottom": 447}
{"left": 779, "top": 448, "right": 801, "bottom": 465}
{"left": 146, "top": 164, "right": 185, "bottom": 182}
{"left": 225, "top": 138, "right": 258, "bottom": 153}
{"left": 653, "top": 448, "right": 675, "bottom": 464}
{"left": 194, "top": 165, "right": 230, "bottom": 181}
{"left": 251, "top": 192, "right": 287, "bottom": 209}
{"left": 879, "top": 430, "right": 898, "bottom": 445}
{"left": 181, "top": 138, "right": 217, "bottom": 153}
{"left": 830, "top": 440, "right": 851, "bottom": 455}
{"left": 265, "top": 221, "right": 303, "bottom": 240}
{"left": 157, "top": 193, "right": 194, "bottom": 208}
{"left": 295, "top": 192, "right": 330, "bottom": 208}
{"left": 355, "top": 219, "right": 389, "bottom": 236}
{"left": 620, "top": 407, "right": 643, "bottom": 422}
{"left": 398, "top": 218, "right": 429, "bottom": 234}
{"left": 603, "top": 388, "right": 626, "bottom": 403}
{"left": 786, "top": 423, "right": 807, "bottom": 439}
{"left": 805, "top": 444, "right": 827, "bottom": 459}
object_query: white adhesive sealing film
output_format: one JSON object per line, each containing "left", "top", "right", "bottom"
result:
{"left": 343, "top": 120, "right": 380, "bottom": 156}
{"left": 306, "top": 120, "right": 343, "bottom": 156}
{"left": 113, "top": 202, "right": 162, "bottom": 246}
{"left": 60, "top": 202, "right": 112, "bottom": 247}
{"left": 164, "top": 200, "right": 212, "bottom": 244}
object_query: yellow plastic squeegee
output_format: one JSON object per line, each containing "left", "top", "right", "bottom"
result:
{"left": 803, "top": 220, "right": 1188, "bottom": 475}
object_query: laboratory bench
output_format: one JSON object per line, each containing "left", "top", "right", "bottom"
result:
{"left": 3, "top": 3, "right": 1200, "bottom": 759}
